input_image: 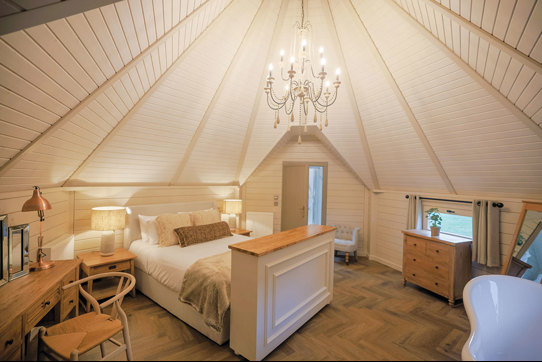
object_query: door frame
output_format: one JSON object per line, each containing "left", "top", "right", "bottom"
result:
{"left": 281, "top": 161, "right": 328, "bottom": 229}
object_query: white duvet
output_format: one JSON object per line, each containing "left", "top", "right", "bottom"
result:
{"left": 129, "top": 234, "right": 250, "bottom": 293}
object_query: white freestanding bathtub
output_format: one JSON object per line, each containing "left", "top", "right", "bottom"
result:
{"left": 462, "top": 275, "right": 542, "bottom": 361}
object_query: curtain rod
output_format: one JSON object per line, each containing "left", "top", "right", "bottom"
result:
{"left": 405, "top": 195, "right": 504, "bottom": 208}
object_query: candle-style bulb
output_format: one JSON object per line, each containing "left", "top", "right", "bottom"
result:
{"left": 319, "top": 46, "right": 324, "bottom": 55}
{"left": 336, "top": 68, "right": 341, "bottom": 81}
{"left": 320, "top": 58, "right": 326, "bottom": 72}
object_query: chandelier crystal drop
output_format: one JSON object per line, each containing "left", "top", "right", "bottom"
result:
{"left": 264, "top": 0, "right": 341, "bottom": 143}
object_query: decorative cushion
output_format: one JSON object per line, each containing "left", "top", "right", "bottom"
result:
{"left": 175, "top": 221, "right": 232, "bottom": 248}
{"left": 190, "top": 208, "right": 221, "bottom": 226}
{"left": 138, "top": 215, "right": 159, "bottom": 245}
{"left": 155, "top": 213, "right": 193, "bottom": 247}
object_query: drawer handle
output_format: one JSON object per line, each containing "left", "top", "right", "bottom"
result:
{"left": 436, "top": 250, "right": 440, "bottom": 253}
{"left": 413, "top": 243, "right": 417, "bottom": 247}
{"left": 435, "top": 282, "right": 439, "bottom": 286}
{"left": 42, "top": 301, "right": 51, "bottom": 308}
{"left": 412, "top": 258, "right": 416, "bottom": 262}
{"left": 5, "top": 339, "right": 13, "bottom": 347}
{"left": 412, "top": 273, "right": 416, "bottom": 277}
{"left": 108, "top": 265, "right": 117, "bottom": 270}
{"left": 435, "top": 266, "right": 439, "bottom": 270}
{"left": 69, "top": 299, "right": 74, "bottom": 304}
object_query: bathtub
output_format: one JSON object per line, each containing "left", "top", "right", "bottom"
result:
{"left": 462, "top": 275, "right": 542, "bottom": 361}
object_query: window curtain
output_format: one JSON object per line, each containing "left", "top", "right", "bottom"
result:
{"left": 406, "top": 195, "right": 422, "bottom": 230}
{"left": 472, "top": 200, "right": 501, "bottom": 267}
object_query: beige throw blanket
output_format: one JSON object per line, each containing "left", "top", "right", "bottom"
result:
{"left": 179, "top": 251, "right": 231, "bottom": 332}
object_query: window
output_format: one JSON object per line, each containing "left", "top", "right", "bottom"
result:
{"left": 422, "top": 200, "right": 473, "bottom": 238}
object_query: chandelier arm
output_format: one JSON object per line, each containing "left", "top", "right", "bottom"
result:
{"left": 266, "top": 94, "right": 285, "bottom": 111}
{"left": 285, "top": 98, "right": 295, "bottom": 115}
{"left": 280, "top": 68, "right": 290, "bottom": 82}
{"left": 310, "top": 98, "right": 327, "bottom": 113}
{"left": 325, "top": 88, "right": 339, "bottom": 107}
{"left": 269, "top": 86, "right": 286, "bottom": 105}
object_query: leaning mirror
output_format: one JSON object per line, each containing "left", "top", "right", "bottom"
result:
{"left": 503, "top": 201, "right": 542, "bottom": 283}
{"left": 8, "top": 224, "right": 29, "bottom": 281}
{"left": 0, "top": 215, "right": 7, "bottom": 287}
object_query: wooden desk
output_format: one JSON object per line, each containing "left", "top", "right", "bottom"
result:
{"left": 0, "top": 260, "right": 79, "bottom": 361}
{"left": 78, "top": 248, "right": 136, "bottom": 313}
{"left": 230, "top": 228, "right": 252, "bottom": 237}
{"left": 229, "top": 225, "right": 336, "bottom": 361}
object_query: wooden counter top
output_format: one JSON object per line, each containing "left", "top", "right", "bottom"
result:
{"left": 0, "top": 259, "right": 79, "bottom": 331}
{"left": 229, "top": 225, "right": 336, "bottom": 257}
{"left": 402, "top": 229, "right": 472, "bottom": 246}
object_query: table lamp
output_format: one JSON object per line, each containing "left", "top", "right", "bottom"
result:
{"left": 22, "top": 186, "right": 53, "bottom": 270}
{"left": 223, "top": 199, "right": 242, "bottom": 229}
{"left": 91, "top": 207, "right": 126, "bottom": 256}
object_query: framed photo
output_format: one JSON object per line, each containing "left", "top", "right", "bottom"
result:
{"left": 8, "top": 224, "right": 29, "bottom": 281}
{"left": 0, "top": 215, "right": 7, "bottom": 287}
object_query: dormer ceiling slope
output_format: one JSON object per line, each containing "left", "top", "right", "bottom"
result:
{"left": 0, "top": 0, "right": 541, "bottom": 198}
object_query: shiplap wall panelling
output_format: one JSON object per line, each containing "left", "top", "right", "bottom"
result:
{"left": 72, "top": 185, "right": 237, "bottom": 254}
{"left": 72, "top": 0, "right": 254, "bottom": 185}
{"left": 178, "top": 0, "right": 279, "bottom": 185}
{"left": 369, "top": 191, "right": 530, "bottom": 275}
{"left": 242, "top": 136, "right": 368, "bottom": 255}
{"left": 330, "top": 0, "right": 448, "bottom": 193}
{"left": 0, "top": 0, "right": 232, "bottom": 191}
{"left": 389, "top": 0, "right": 542, "bottom": 126}
{"left": 0, "top": 188, "right": 71, "bottom": 261}
{"left": 354, "top": 0, "right": 542, "bottom": 198}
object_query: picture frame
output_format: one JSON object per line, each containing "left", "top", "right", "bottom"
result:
{"left": 0, "top": 215, "right": 7, "bottom": 287}
{"left": 8, "top": 224, "right": 29, "bottom": 281}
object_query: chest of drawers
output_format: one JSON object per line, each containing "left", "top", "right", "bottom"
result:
{"left": 402, "top": 229, "right": 472, "bottom": 306}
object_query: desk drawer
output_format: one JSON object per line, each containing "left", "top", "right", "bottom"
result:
{"left": 90, "top": 261, "right": 131, "bottom": 275}
{"left": 405, "top": 253, "right": 449, "bottom": 280}
{"left": 62, "top": 269, "right": 77, "bottom": 287}
{"left": 0, "top": 317, "right": 22, "bottom": 360}
{"left": 60, "top": 286, "right": 78, "bottom": 321}
{"left": 24, "top": 287, "right": 60, "bottom": 334}
{"left": 404, "top": 267, "right": 449, "bottom": 298}
{"left": 426, "top": 243, "right": 451, "bottom": 264}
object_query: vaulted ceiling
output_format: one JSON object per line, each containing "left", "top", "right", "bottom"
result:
{"left": 0, "top": 0, "right": 541, "bottom": 198}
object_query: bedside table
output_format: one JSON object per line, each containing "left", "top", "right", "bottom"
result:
{"left": 231, "top": 228, "right": 252, "bottom": 237}
{"left": 78, "top": 248, "right": 136, "bottom": 312}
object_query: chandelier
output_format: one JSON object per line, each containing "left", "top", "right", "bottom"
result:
{"left": 264, "top": 0, "right": 341, "bottom": 143}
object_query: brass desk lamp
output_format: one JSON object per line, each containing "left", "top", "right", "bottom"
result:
{"left": 22, "top": 186, "right": 54, "bottom": 270}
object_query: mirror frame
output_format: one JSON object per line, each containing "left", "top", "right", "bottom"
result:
{"left": 0, "top": 215, "right": 7, "bottom": 287}
{"left": 502, "top": 201, "right": 542, "bottom": 276}
{"left": 8, "top": 224, "right": 29, "bottom": 281}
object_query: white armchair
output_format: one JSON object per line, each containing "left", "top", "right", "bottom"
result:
{"left": 331, "top": 224, "right": 360, "bottom": 265}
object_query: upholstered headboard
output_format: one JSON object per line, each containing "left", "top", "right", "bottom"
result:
{"left": 123, "top": 200, "right": 217, "bottom": 248}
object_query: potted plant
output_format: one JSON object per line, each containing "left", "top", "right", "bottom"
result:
{"left": 426, "top": 208, "right": 442, "bottom": 237}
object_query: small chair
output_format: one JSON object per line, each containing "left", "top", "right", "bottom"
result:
{"left": 331, "top": 225, "right": 360, "bottom": 265}
{"left": 39, "top": 272, "right": 136, "bottom": 361}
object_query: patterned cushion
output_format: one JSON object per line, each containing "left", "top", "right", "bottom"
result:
{"left": 155, "top": 213, "right": 193, "bottom": 247}
{"left": 175, "top": 221, "right": 232, "bottom": 248}
{"left": 190, "top": 208, "right": 221, "bottom": 226}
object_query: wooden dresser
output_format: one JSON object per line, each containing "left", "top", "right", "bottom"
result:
{"left": 402, "top": 229, "right": 472, "bottom": 306}
{"left": 0, "top": 260, "right": 79, "bottom": 361}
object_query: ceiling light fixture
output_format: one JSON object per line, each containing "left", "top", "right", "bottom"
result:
{"left": 264, "top": 0, "right": 341, "bottom": 144}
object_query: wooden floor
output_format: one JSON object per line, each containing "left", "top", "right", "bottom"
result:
{"left": 83, "top": 258, "right": 470, "bottom": 361}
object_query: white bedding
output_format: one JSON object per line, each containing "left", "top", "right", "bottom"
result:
{"left": 129, "top": 234, "right": 250, "bottom": 293}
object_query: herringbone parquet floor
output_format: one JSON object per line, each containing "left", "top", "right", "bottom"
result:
{"left": 83, "top": 258, "right": 471, "bottom": 361}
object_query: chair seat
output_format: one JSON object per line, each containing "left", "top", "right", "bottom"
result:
{"left": 334, "top": 238, "right": 357, "bottom": 252}
{"left": 43, "top": 313, "right": 123, "bottom": 360}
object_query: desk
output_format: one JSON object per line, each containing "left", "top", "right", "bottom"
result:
{"left": 0, "top": 260, "right": 79, "bottom": 360}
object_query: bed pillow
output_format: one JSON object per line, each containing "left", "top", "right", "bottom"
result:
{"left": 190, "top": 208, "right": 221, "bottom": 226}
{"left": 175, "top": 221, "right": 232, "bottom": 248}
{"left": 155, "top": 213, "right": 192, "bottom": 247}
{"left": 138, "top": 215, "right": 159, "bottom": 245}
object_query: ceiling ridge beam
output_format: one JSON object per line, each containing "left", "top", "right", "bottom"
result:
{"left": 346, "top": 0, "right": 457, "bottom": 194}
{"left": 324, "top": 0, "right": 380, "bottom": 190}
{"left": 169, "top": 0, "right": 266, "bottom": 185}
{"left": 0, "top": 0, "right": 218, "bottom": 179}
{"left": 63, "top": 0, "right": 235, "bottom": 187}
{"left": 423, "top": 0, "right": 542, "bottom": 74}
{"left": 387, "top": 0, "right": 542, "bottom": 139}
{"left": 235, "top": 0, "right": 289, "bottom": 184}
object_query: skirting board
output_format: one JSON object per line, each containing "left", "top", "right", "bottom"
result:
{"left": 134, "top": 268, "right": 230, "bottom": 345}
{"left": 369, "top": 255, "right": 402, "bottom": 272}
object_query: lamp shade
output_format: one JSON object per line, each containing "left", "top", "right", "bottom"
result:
{"left": 91, "top": 207, "right": 126, "bottom": 231}
{"left": 22, "top": 186, "right": 52, "bottom": 212}
{"left": 223, "top": 199, "right": 242, "bottom": 215}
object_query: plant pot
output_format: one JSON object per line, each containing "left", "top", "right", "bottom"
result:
{"left": 430, "top": 226, "right": 441, "bottom": 237}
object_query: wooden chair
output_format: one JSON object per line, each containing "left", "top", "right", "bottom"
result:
{"left": 331, "top": 225, "right": 360, "bottom": 265}
{"left": 38, "top": 272, "right": 136, "bottom": 361}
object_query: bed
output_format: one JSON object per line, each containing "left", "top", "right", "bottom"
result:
{"left": 124, "top": 201, "right": 250, "bottom": 345}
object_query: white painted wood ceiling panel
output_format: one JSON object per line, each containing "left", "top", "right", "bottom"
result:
{"left": 331, "top": 0, "right": 448, "bottom": 193}
{"left": 178, "top": 0, "right": 279, "bottom": 185}
{"left": 392, "top": 0, "right": 542, "bottom": 129}
{"left": 73, "top": 0, "right": 257, "bottom": 185}
{"left": 359, "top": 0, "right": 542, "bottom": 197}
